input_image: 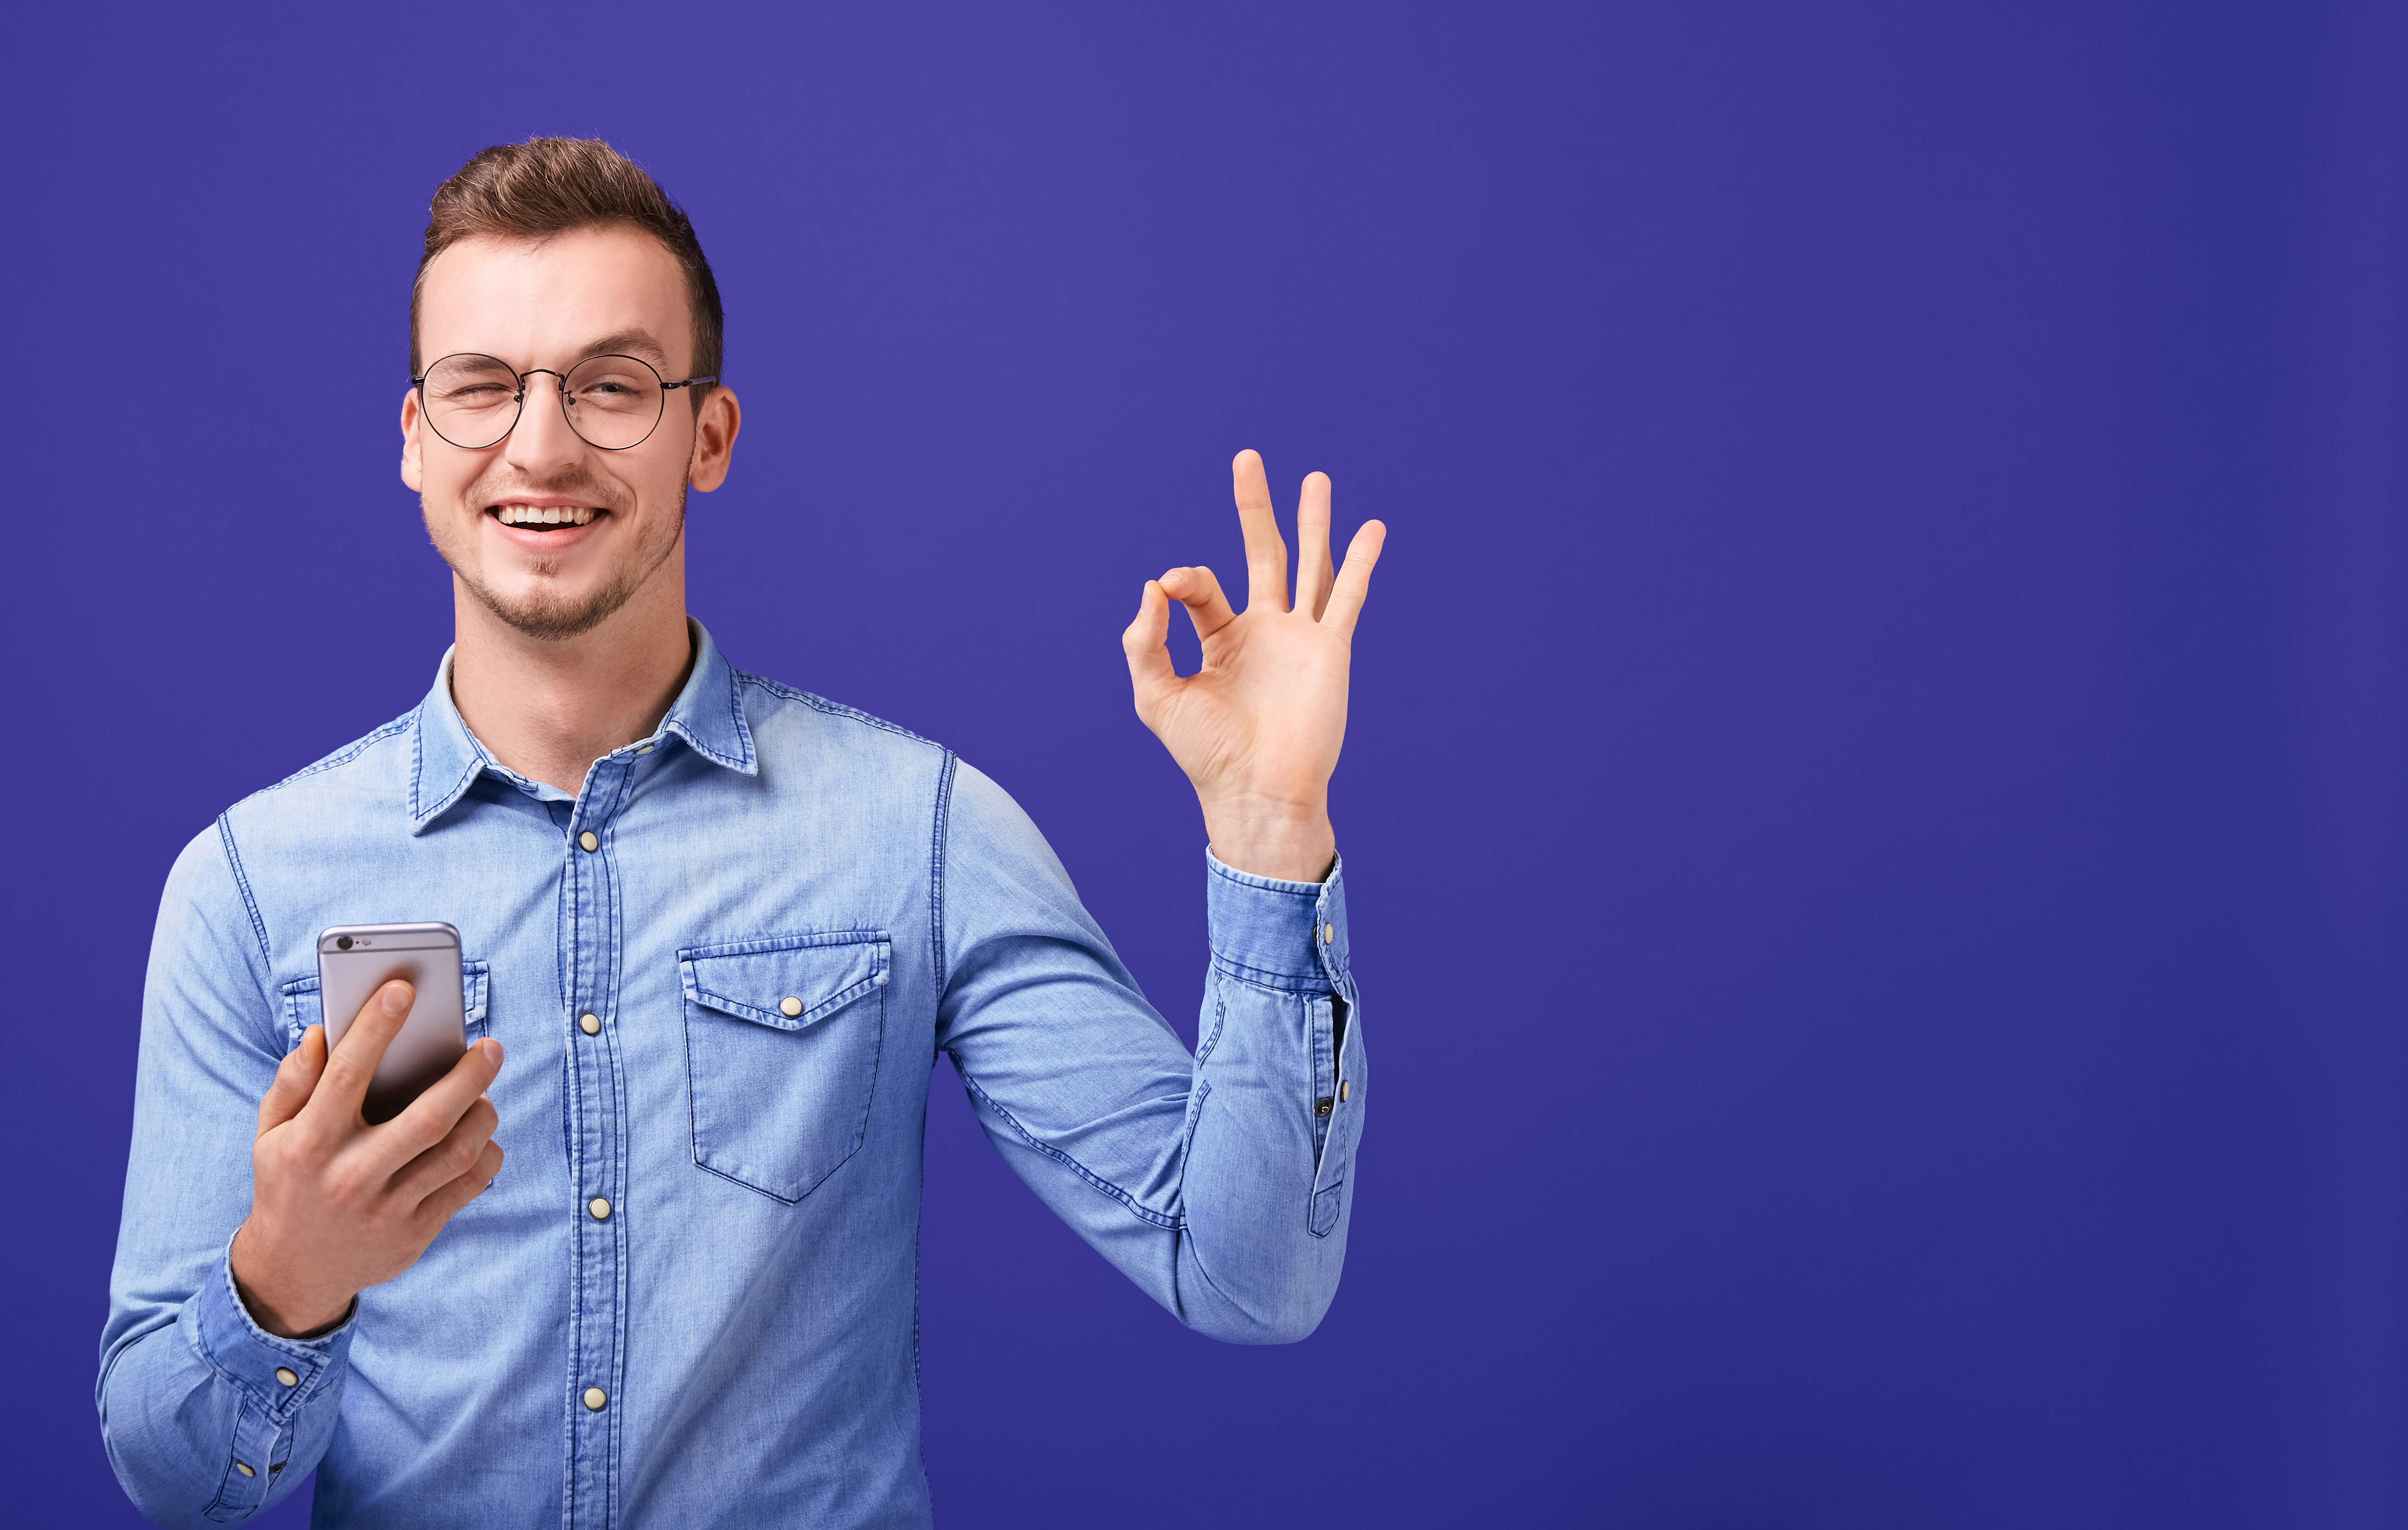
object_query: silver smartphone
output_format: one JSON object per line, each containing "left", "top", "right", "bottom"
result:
{"left": 317, "top": 922, "right": 467, "bottom": 1123}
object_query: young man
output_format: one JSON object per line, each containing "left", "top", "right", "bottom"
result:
{"left": 98, "top": 139, "right": 1382, "bottom": 1528}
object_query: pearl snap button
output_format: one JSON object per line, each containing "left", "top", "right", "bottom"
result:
{"left": 780, "top": 996, "right": 803, "bottom": 1018}
{"left": 589, "top": 1197, "right": 612, "bottom": 1221}
{"left": 236, "top": 1461, "right": 255, "bottom": 1478}
{"left": 583, "top": 1388, "right": 607, "bottom": 1411}
{"left": 578, "top": 831, "right": 599, "bottom": 852}
{"left": 1340, "top": 1080, "right": 1350, "bottom": 1103}
{"left": 275, "top": 1367, "right": 298, "bottom": 1388}
{"left": 580, "top": 1013, "right": 601, "bottom": 1035}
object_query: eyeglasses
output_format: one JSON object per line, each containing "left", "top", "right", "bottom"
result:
{"left": 413, "top": 352, "right": 719, "bottom": 452}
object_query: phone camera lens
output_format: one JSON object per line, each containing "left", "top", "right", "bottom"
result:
{"left": 335, "top": 935, "right": 353, "bottom": 950}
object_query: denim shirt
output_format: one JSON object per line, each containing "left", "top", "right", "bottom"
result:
{"left": 99, "top": 623, "right": 1363, "bottom": 1529}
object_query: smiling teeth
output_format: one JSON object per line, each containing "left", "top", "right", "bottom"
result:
{"left": 497, "top": 505, "right": 596, "bottom": 526}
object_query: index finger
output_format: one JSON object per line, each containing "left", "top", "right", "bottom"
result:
{"left": 1232, "top": 449, "right": 1289, "bottom": 613}
{"left": 310, "top": 980, "right": 414, "bottom": 1123}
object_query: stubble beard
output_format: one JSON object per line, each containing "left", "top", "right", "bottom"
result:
{"left": 429, "top": 470, "right": 688, "bottom": 642}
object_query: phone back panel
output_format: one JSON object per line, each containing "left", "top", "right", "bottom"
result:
{"left": 317, "top": 922, "right": 465, "bottom": 1123}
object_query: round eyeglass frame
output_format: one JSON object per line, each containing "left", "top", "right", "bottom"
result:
{"left": 411, "top": 352, "right": 720, "bottom": 452}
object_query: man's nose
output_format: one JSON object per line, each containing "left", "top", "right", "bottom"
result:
{"left": 503, "top": 374, "right": 585, "bottom": 475}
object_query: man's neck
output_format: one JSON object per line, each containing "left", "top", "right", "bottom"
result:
{"left": 447, "top": 574, "right": 696, "bottom": 798}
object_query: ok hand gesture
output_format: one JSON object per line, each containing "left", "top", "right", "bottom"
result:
{"left": 1121, "top": 450, "right": 1386, "bottom": 882}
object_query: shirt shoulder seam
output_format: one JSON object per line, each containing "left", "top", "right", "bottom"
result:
{"left": 732, "top": 671, "right": 944, "bottom": 750}
{"left": 931, "top": 750, "right": 958, "bottom": 990}
{"left": 214, "top": 814, "right": 273, "bottom": 973}
{"left": 223, "top": 711, "right": 418, "bottom": 813}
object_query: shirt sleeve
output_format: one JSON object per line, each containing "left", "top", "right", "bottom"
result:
{"left": 97, "top": 823, "right": 355, "bottom": 1526}
{"left": 933, "top": 763, "right": 1364, "bottom": 1343}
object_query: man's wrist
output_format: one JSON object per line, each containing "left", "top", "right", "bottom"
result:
{"left": 1200, "top": 794, "right": 1337, "bottom": 883}
{"left": 232, "top": 1220, "right": 357, "bottom": 1340}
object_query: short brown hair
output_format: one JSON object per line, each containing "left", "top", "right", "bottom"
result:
{"left": 411, "top": 137, "right": 724, "bottom": 391}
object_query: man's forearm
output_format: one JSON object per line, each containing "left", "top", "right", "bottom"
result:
{"left": 937, "top": 764, "right": 1364, "bottom": 1346}
{"left": 101, "top": 1241, "right": 352, "bottom": 1529}
{"left": 1163, "top": 849, "right": 1362, "bottom": 1340}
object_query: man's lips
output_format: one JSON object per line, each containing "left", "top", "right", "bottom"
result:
{"left": 492, "top": 503, "right": 599, "bottom": 527}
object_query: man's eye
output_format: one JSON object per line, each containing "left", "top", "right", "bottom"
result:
{"left": 445, "top": 384, "right": 513, "bottom": 402}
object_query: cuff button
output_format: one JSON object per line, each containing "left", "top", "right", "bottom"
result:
{"left": 1340, "top": 1080, "right": 1350, "bottom": 1103}
{"left": 275, "top": 1367, "right": 298, "bottom": 1387}
{"left": 235, "top": 1461, "right": 255, "bottom": 1478}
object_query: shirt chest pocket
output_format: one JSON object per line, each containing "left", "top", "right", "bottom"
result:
{"left": 679, "top": 931, "right": 891, "bottom": 1203}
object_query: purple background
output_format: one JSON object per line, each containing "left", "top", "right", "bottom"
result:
{"left": 7, "top": 3, "right": 2406, "bottom": 1524}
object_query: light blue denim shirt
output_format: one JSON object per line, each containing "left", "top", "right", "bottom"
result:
{"left": 100, "top": 622, "right": 1363, "bottom": 1529}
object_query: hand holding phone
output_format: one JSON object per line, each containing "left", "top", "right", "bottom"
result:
{"left": 231, "top": 969, "right": 505, "bottom": 1339}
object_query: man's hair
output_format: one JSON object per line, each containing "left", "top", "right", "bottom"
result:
{"left": 411, "top": 137, "right": 724, "bottom": 393}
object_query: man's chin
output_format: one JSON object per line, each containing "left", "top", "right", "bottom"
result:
{"left": 462, "top": 574, "right": 639, "bottom": 642}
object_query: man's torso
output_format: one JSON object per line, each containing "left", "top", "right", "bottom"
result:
{"left": 219, "top": 634, "right": 950, "bottom": 1527}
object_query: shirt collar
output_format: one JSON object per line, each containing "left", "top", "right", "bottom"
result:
{"left": 408, "top": 618, "right": 757, "bottom": 833}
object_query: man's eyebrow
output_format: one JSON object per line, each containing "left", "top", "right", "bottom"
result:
{"left": 576, "top": 331, "right": 672, "bottom": 366}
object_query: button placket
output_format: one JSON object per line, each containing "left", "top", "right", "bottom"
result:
{"left": 562, "top": 762, "right": 630, "bottom": 1527}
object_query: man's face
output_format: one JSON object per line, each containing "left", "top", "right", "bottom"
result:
{"left": 402, "top": 225, "right": 737, "bottom": 641}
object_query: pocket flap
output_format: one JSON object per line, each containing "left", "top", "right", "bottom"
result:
{"left": 278, "top": 961, "right": 490, "bottom": 1044}
{"left": 680, "top": 932, "right": 889, "bottom": 1031}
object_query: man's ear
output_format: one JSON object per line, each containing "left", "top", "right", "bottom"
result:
{"left": 400, "top": 387, "right": 424, "bottom": 493}
{"left": 686, "top": 385, "right": 742, "bottom": 493}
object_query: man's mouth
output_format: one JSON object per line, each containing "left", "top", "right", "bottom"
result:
{"left": 491, "top": 504, "right": 600, "bottom": 529}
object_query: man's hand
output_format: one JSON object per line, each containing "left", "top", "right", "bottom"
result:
{"left": 230, "top": 980, "right": 504, "bottom": 1338}
{"left": 1122, "top": 449, "right": 1386, "bottom": 882}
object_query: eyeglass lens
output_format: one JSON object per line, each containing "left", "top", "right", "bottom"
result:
{"left": 420, "top": 353, "right": 669, "bottom": 451}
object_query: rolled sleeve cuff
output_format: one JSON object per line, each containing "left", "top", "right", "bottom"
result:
{"left": 190, "top": 1231, "right": 355, "bottom": 1424}
{"left": 1205, "top": 848, "right": 1351, "bottom": 994}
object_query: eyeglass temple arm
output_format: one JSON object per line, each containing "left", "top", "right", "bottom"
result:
{"left": 663, "top": 376, "right": 720, "bottom": 392}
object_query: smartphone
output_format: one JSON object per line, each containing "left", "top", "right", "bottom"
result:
{"left": 317, "top": 922, "right": 467, "bottom": 1123}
